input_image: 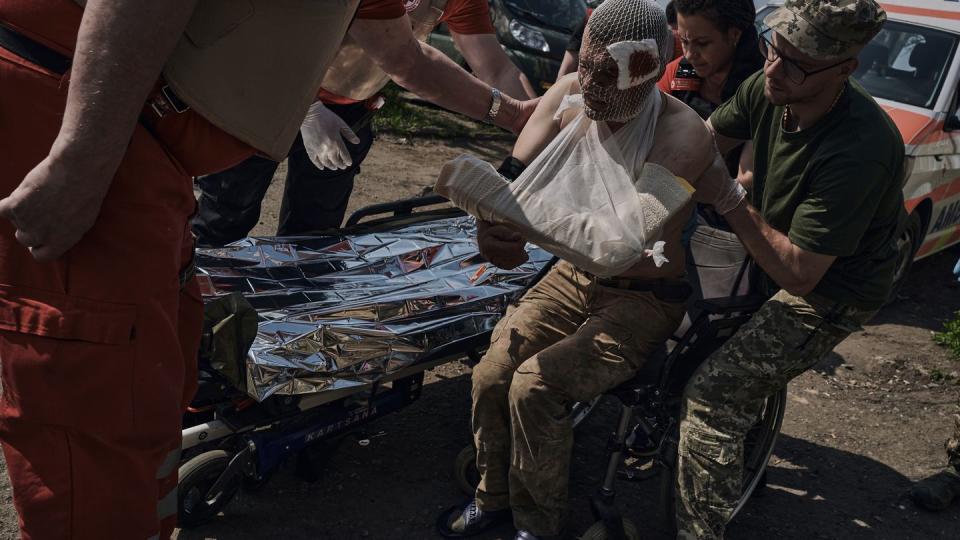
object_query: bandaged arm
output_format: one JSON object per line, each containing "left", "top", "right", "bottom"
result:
{"left": 699, "top": 150, "right": 748, "bottom": 215}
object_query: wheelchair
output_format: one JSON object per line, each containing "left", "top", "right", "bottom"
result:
{"left": 451, "top": 218, "right": 785, "bottom": 540}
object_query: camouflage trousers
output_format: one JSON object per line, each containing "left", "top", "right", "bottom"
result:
{"left": 676, "top": 289, "right": 876, "bottom": 540}
{"left": 472, "top": 260, "right": 686, "bottom": 536}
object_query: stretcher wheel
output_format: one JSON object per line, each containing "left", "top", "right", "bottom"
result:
{"left": 580, "top": 517, "right": 641, "bottom": 540}
{"left": 177, "top": 450, "right": 242, "bottom": 528}
{"left": 453, "top": 444, "right": 481, "bottom": 497}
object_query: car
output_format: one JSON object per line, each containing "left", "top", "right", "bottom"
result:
{"left": 757, "top": 0, "right": 960, "bottom": 295}
{"left": 428, "top": 0, "right": 590, "bottom": 93}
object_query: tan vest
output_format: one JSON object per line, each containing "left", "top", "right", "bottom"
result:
{"left": 319, "top": 0, "right": 448, "bottom": 101}
{"left": 75, "top": 0, "right": 360, "bottom": 160}
{"left": 166, "top": 0, "right": 360, "bottom": 159}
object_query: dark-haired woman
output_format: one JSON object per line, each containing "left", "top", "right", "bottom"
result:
{"left": 658, "top": 0, "right": 762, "bottom": 190}
{"left": 658, "top": 0, "right": 762, "bottom": 119}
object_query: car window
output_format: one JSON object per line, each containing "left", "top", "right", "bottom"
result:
{"left": 756, "top": 7, "right": 957, "bottom": 109}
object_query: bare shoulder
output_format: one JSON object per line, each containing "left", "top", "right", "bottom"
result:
{"left": 554, "top": 72, "right": 581, "bottom": 95}
{"left": 542, "top": 73, "right": 581, "bottom": 116}
{"left": 648, "top": 93, "right": 716, "bottom": 185}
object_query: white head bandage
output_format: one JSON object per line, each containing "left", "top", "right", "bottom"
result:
{"left": 606, "top": 39, "right": 662, "bottom": 90}
{"left": 580, "top": 0, "right": 671, "bottom": 122}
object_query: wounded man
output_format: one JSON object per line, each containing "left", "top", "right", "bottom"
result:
{"left": 435, "top": 0, "right": 742, "bottom": 538}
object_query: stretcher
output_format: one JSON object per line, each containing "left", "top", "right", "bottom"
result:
{"left": 177, "top": 197, "right": 551, "bottom": 527}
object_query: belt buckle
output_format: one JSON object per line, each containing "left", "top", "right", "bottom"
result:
{"left": 161, "top": 85, "right": 190, "bottom": 114}
{"left": 150, "top": 85, "right": 189, "bottom": 118}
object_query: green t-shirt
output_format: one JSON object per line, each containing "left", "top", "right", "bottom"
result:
{"left": 709, "top": 72, "right": 906, "bottom": 309}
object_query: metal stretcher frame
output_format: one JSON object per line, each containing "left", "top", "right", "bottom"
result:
{"left": 181, "top": 329, "right": 489, "bottom": 452}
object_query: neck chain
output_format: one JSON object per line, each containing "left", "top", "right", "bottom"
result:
{"left": 782, "top": 83, "right": 845, "bottom": 132}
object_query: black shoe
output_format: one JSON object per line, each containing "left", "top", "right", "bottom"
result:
{"left": 911, "top": 470, "right": 960, "bottom": 511}
{"left": 437, "top": 499, "right": 511, "bottom": 538}
{"left": 515, "top": 530, "right": 560, "bottom": 540}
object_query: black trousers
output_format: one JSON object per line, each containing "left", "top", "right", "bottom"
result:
{"left": 191, "top": 101, "right": 375, "bottom": 247}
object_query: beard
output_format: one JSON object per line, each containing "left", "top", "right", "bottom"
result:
{"left": 763, "top": 77, "right": 792, "bottom": 106}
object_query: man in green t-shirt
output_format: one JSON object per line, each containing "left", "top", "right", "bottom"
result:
{"left": 677, "top": 0, "right": 904, "bottom": 537}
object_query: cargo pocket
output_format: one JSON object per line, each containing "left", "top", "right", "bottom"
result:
{"left": 680, "top": 431, "right": 741, "bottom": 512}
{"left": 489, "top": 304, "right": 518, "bottom": 346}
{"left": 0, "top": 284, "right": 137, "bottom": 434}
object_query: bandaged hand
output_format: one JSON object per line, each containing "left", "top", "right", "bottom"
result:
{"left": 693, "top": 151, "right": 747, "bottom": 215}
{"left": 477, "top": 220, "right": 528, "bottom": 269}
{"left": 301, "top": 101, "right": 361, "bottom": 170}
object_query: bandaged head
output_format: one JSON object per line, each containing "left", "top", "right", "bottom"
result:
{"left": 579, "top": 0, "right": 672, "bottom": 122}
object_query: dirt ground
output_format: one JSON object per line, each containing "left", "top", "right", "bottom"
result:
{"left": 2, "top": 130, "right": 960, "bottom": 539}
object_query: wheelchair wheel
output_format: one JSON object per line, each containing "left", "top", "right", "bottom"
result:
{"left": 454, "top": 444, "right": 481, "bottom": 497}
{"left": 657, "top": 390, "right": 786, "bottom": 530}
{"left": 581, "top": 517, "right": 641, "bottom": 540}
{"left": 452, "top": 396, "right": 603, "bottom": 496}
{"left": 177, "top": 450, "right": 242, "bottom": 528}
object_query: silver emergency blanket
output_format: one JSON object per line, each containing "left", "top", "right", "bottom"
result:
{"left": 196, "top": 216, "right": 550, "bottom": 401}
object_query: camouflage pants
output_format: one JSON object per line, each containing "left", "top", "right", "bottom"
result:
{"left": 947, "top": 392, "right": 960, "bottom": 474}
{"left": 472, "top": 260, "right": 686, "bottom": 536}
{"left": 676, "top": 289, "right": 876, "bottom": 540}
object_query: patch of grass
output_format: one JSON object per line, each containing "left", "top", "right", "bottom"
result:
{"left": 372, "top": 83, "right": 510, "bottom": 139}
{"left": 933, "top": 310, "right": 960, "bottom": 360}
{"left": 931, "top": 368, "right": 948, "bottom": 383}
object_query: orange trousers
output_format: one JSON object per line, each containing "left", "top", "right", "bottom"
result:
{"left": 0, "top": 2, "right": 251, "bottom": 538}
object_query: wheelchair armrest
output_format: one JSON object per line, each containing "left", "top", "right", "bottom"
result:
{"left": 693, "top": 294, "right": 767, "bottom": 315}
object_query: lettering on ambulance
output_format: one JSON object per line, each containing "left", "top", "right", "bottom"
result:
{"left": 932, "top": 199, "right": 960, "bottom": 233}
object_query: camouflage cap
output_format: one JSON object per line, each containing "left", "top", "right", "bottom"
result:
{"left": 763, "top": 0, "right": 886, "bottom": 61}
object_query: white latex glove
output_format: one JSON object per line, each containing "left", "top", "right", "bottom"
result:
{"left": 300, "top": 100, "right": 361, "bottom": 170}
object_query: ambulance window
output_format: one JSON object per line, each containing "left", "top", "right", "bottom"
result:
{"left": 851, "top": 23, "right": 957, "bottom": 109}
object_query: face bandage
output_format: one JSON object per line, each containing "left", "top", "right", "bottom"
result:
{"left": 580, "top": 0, "right": 671, "bottom": 122}
{"left": 606, "top": 39, "right": 662, "bottom": 90}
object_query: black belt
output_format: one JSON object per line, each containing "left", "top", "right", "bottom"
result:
{"left": 0, "top": 23, "right": 71, "bottom": 74}
{"left": 594, "top": 275, "right": 693, "bottom": 303}
{"left": 0, "top": 23, "right": 189, "bottom": 117}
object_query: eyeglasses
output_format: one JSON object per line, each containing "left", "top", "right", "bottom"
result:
{"left": 758, "top": 29, "right": 850, "bottom": 85}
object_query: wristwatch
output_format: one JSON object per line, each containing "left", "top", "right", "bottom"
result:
{"left": 485, "top": 88, "right": 502, "bottom": 123}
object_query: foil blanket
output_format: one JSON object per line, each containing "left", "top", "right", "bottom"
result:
{"left": 196, "top": 216, "right": 550, "bottom": 401}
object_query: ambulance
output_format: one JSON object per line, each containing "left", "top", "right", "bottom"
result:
{"left": 758, "top": 0, "right": 960, "bottom": 291}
